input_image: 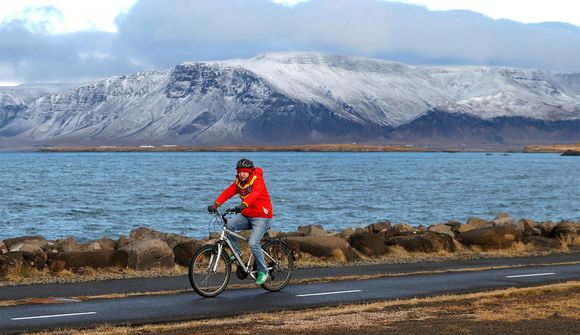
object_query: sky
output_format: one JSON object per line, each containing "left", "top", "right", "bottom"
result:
{"left": 1, "top": 0, "right": 580, "bottom": 85}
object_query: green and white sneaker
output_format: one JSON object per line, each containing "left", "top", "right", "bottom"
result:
{"left": 255, "top": 272, "right": 269, "bottom": 285}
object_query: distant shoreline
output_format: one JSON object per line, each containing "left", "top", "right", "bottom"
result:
{"left": 17, "top": 142, "right": 580, "bottom": 153}
{"left": 38, "top": 144, "right": 432, "bottom": 153}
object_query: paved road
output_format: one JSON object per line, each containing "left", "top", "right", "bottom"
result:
{"left": 0, "top": 261, "right": 579, "bottom": 334}
{"left": 1, "top": 252, "right": 578, "bottom": 301}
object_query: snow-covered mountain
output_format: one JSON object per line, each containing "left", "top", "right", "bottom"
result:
{"left": 1, "top": 52, "right": 579, "bottom": 147}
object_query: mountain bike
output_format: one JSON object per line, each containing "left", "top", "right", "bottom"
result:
{"left": 188, "top": 208, "right": 294, "bottom": 297}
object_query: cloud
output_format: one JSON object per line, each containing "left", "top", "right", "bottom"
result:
{"left": 2, "top": 0, "right": 580, "bottom": 83}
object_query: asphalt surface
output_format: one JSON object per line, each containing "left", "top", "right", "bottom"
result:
{"left": 1, "top": 252, "right": 578, "bottom": 301}
{"left": 0, "top": 254, "right": 579, "bottom": 334}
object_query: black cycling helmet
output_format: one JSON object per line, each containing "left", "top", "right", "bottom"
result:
{"left": 236, "top": 158, "right": 254, "bottom": 169}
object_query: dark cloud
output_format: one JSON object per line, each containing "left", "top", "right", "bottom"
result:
{"left": 2, "top": 0, "right": 580, "bottom": 83}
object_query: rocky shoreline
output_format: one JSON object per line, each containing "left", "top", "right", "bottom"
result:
{"left": 1, "top": 213, "right": 578, "bottom": 282}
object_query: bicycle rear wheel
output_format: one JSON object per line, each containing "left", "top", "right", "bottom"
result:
{"left": 188, "top": 244, "right": 231, "bottom": 297}
{"left": 260, "top": 240, "right": 294, "bottom": 292}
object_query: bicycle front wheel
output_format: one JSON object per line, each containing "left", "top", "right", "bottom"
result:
{"left": 188, "top": 244, "right": 231, "bottom": 297}
{"left": 260, "top": 240, "right": 294, "bottom": 292}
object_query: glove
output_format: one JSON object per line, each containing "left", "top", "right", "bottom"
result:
{"left": 207, "top": 202, "right": 219, "bottom": 213}
{"left": 233, "top": 203, "right": 247, "bottom": 213}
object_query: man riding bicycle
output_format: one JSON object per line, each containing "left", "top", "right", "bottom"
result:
{"left": 208, "top": 158, "right": 273, "bottom": 285}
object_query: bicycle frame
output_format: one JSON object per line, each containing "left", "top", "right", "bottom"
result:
{"left": 211, "top": 209, "right": 278, "bottom": 279}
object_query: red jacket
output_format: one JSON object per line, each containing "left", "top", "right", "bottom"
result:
{"left": 214, "top": 167, "right": 273, "bottom": 218}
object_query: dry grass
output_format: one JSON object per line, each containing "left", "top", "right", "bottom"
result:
{"left": 24, "top": 281, "right": 580, "bottom": 335}
{"left": 0, "top": 265, "right": 187, "bottom": 287}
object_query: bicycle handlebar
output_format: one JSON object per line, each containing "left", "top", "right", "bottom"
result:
{"left": 209, "top": 208, "right": 238, "bottom": 216}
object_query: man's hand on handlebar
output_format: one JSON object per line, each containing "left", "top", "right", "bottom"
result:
{"left": 207, "top": 202, "right": 219, "bottom": 213}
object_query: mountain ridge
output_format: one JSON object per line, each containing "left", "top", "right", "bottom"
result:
{"left": 1, "top": 52, "right": 579, "bottom": 147}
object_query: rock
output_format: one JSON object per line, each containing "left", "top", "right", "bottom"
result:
{"left": 551, "top": 221, "right": 579, "bottom": 238}
{"left": 389, "top": 223, "right": 416, "bottom": 236}
{"left": 19, "top": 244, "right": 48, "bottom": 270}
{"left": 173, "top": 240, "right": 203, "bottom": 267}
{"left": 48, "top": 260, "right": 66, "bottom": 273}
{"left": 51, "top": 236, "right": 81, "bottom": 252}
{"left": 0, "top": 241, "right": 8, "bottom": 254}
{"left": 367, "top": 221, "right": 391, "bottom": 234}
{"left": 457, "top": 217, "right": 492, "bottom": 233}
{"left": 445, "top": 221, "right": 462, "bottom": 231}
{"left": 428, "top": 224, "right": 455, "bottom": 238}
{"left": 518, "top": 219, "right": 541, "bottom": 236}
{"left": 286, "top": 236, "right": 358, "bottom": 262}
{"left": 457, "top": 226, "right": 520, "bottom": 247}
{"left": 494, "top": 212, "right": 511, "bottom": 222}
{"left": 538, "top": 221, "right": 557, "bottom": 237}
{"left": 385, "top": 232, "right": 456, "bottom": 253}
{"left": 297, "top": 224, "right": 326, "bottom": 236}
{"left": 80, "top": 238, "right": 118, "bottom": 251}
{"left": 349, "top": 231, "right": 389, "bottom": 257}
{"left": 120, "top": 239, "right": 175, "bottom": 270}
{"left": 416, "top": 225, "right": 428, "bottom": 233}
{"left": 117, "top": 236, "right": 131, "bottom": 248}
{"left": 338, "top": 227, "right": 354, "bottom": 240}
{"left": 266, "top": 230, "right": 281, "bottom": 238}
{"left": 6, "top": 239, "right": 48, "bottom": 269}
{"left": 129, "top": 227, "right": 193, "bottom": 249}
{"left": 4, "top": 236, "right": 48, "bottom": 251}
{"left": 49, "top": 250, "right": 129, "bottom": 270}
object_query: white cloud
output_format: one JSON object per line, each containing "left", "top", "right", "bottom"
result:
{"left": 0, "top": 0, "right": 137, "bottom": 33}
{"left": 2, "top": 0, "right": 580, "bottom": 84}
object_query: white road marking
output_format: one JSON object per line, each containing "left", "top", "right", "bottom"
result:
{"left": 506, "top": 272, "right": 555, "bottom": 278}
{"left": 11, "top": 312, "right": 97, "bottom": 321}
{"left": 297, "top": 289, "right": 362, "bottom": 297}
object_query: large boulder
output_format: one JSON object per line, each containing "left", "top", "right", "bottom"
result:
{"left": 49, "top": 250, "right": 129, "bottom": 270}
{"left": 297, "top": 225, "right": 326, "bottom": 236}
{"left": 428, "top": 224, "right": 455, "bottom": 238}
{"left": 349, "top": 231, "right": 389, "bottom": 257}
{"left": 518, "top": 219, "right": 541, "bottom": 236}
{"left": 173, "top": 240, "right": 203, "bottom": 267}
{"left": 129, "top": 227, "right": 193, "bottom": 249}
{"left": 7, "top": 239, "right": 48, "bottom": 269}
{"left": 457, "top": 217, "right": 493, "bottom": 233}
{"left": 367, "top": 221, "right": 391, "bottom": 234}
{"left": 286, "top": 236, "right": 358, "bottom": 262}
{"left": 457, "top": 226, "right": 520, "bottom": 247}
{"left": 3, "top": 236, "right": 48, "bottom": 251}
{"left": 385, "top": 232, "right": 456, "bottom": 253}
{"left": 120, "top": 239, "right": 175, "bottom": 270}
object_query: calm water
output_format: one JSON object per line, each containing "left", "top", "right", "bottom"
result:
{"left": 0, "top": 152, "right": 578, "bottom": 241}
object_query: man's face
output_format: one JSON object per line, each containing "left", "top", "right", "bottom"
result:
{"left": 237, "top": 171, "right": 250, "bottom": 181}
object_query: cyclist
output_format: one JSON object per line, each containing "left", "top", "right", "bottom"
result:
{"left": 207, "top": 158, "right": 273, "bottom": 285}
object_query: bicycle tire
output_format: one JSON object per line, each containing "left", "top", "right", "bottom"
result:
{"left": 188, "top": 244, "right": 231, "bottom": 297}
{"left": 260, "top": 240, "right": 294, "bottom": 292}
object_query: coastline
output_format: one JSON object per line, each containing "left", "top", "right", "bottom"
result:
{"left": 38, "top": 144, "right": 430, "bottom": 152}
